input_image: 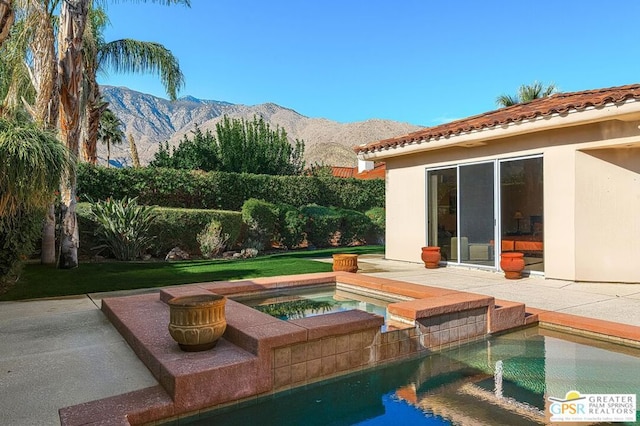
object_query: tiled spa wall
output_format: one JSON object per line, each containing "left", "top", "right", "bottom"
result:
{"left": 272, "top": 307, "right": 488, "bottom": 390}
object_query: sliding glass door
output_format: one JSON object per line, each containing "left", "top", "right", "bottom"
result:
{"left": 426, "top": 168, "right": 457, "bottom": 261}
{"left": 500, "top": 157, "right": 544, "bottom": 272}
{"left": 427, "top": 156, "right": 543, "bottom": 272}
{"left": 459, "top": 162, "right": 495, "bottom": 266}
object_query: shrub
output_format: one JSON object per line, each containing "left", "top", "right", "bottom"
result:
{"left": 0, "top": 209, "right": 43, "bottom": 292}
{"left": 301, "top": 204, "right": 342, "bottom": 248}
{"left": 337, "top": 208, "right": 373, "bottom": 246}
{"left": 148, "top": 208, "right": 242, "bottom": 257}
{"left": 197, "top": 220, "right": 230, "bottom": 258}
{"left": 78, "top": 204, "right": 243, "bottom": 258}
{"left": 241, "top": 199, "right": 278, "bottom": 251}
{"left": 365, "top": 207, "right": 385, "bottom": 244}
{"left": 275, "top": 203, "right": 307, "bottom": 249}
{"left": 89, "top": 197, "right": 157, "bottom": 260}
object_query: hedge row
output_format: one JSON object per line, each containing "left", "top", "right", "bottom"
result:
{"left": 77, "top": 201, "right": 385, "bottom": 259}
{"left": 242, "top": 199, "right": 385, "bottom": 250}
{"left": 77, "top": 164, "right": 384, "bottom": 212}
{"left": 77, "top": 203, "right": 243, "bottom": 258}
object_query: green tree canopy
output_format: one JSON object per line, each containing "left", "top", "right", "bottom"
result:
{"left": 151, "top": 116, "right": 305, "bottom": 175}
{"left": 97, "top": 108, "right": 125, "bottom": 166}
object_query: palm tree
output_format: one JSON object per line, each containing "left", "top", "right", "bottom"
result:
{"left": 59, "top": 0, "right": 187, "bottom": 268}
{"left": 57, "top": 0, "right": 90, "bottom": 269}
{"left": 2, "top": 0, "right": 189, "bottom": 269}
{"left": 81, "top": 3, "right": 186, "bottom": 164}
{"left": 98, "top": 108, "right": 124, "bottom": 166}
{"left": 0, "top": 117, "right": 70, "bottom": 216}
{"left": 0, "top": 117, "right": 71, "bottom": 284}
{"left": 2, "top": 0, "right": 61, "bottom": 266}
{"left": 496, "top": 81, "right": 558, "bottom": 107}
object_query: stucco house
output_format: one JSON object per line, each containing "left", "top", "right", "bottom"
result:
{"left": 355, "top": 84, "right": 640, "bottom": 283}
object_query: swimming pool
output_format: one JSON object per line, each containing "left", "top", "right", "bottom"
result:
{"left": 173, "top": 326, "right": 640, "bottom": 425}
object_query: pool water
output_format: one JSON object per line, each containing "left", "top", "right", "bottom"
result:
{"left": 175, "top": 327, "right": 640, "bottom": 426}
{"left": 232, "top": 285, "right": 401, "bottom": 321}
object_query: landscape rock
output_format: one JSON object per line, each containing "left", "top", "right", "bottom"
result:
{"left": 165, "top": 247, "right": 190, "bottom": 261}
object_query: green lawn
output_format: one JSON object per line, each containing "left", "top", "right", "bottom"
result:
{"left": 0, "top": 246, "right": 384, "bottom": 301}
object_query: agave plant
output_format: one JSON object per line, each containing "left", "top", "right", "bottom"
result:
{"left": 89, "top": 197, "right": 157, "bottom": 261}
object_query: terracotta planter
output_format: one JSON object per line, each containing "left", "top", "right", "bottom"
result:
{"left": 168, "top": 294, "right": 227, "bottom": 352}
{"left": 421, "top": 246, "right": 441, "bottom": 269}
{"left": 332, "top": 254, "right": 359, "bottom": 273}
{"left": 500, "top": 252, "right": 525, "bottom": 279}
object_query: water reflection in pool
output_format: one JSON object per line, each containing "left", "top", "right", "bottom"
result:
{"left": 232, "top": 284, "right": 400, "bottom": 321}
{"left": 177, "top": 327, "right": 640, "bottom": 426}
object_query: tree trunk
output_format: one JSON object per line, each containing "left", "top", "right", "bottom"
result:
{"left": 32, "top": 6, "right": 59, "bottom": 129}
{"left": 29, "top": 3, "right": 60, "bottom": 266}
{"left": 106, "top": 139, "right": 110, "bottom": 167}
{"left": 81, "top": 76, "right": 105, "bottom": 164}
{"left": 0, "top": 0, "right": 14, "bottom": 48}
{"left": 41, "top": 204, "right": 57, "bottom": 265}
{"left": 129, "top": 133, "right": 141, "bottom": 167}
{"left": 57, "top": 0, "right": 89, "bottom": 269}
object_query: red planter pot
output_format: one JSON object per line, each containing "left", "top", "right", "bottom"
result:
{"left": 421, "top": 246, "right": 441, "bottom": 269}
{"left": 500, "top": 252, "right": 525, "bottom": 279}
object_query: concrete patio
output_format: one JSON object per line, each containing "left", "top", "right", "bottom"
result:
{"left": 1, "top": 255, "right": 639, "bottom": 425}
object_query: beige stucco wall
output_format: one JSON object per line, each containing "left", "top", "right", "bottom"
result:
{"left": 381, "top": 119, "right": 640, "bottom": 283}
{"left": 575, "top": 148, "right": 640, "bottom": 282}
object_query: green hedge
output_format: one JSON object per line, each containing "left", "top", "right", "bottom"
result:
{"left": 0, "top": 209, "right": 43, "bottom": 289}
{"left": 77, "top": 164, "right": 384, "bottom": 212}
{"left": 241, "top": 198, "right": 278, "bottom": 251}
{"left": 77, "top": 203, "right": 242, "bottom": 258}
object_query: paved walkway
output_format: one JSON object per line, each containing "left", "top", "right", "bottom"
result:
{"left": 1, "top": 255, "right": 640, "bottom": 425}
{"left": 354, "top": 255, "right": 640, "bottom": 327}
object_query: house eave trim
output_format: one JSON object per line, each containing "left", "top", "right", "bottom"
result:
{"left": 358, "top": 99, "right": 640, "bottom": 161}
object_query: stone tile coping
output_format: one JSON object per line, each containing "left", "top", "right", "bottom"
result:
{"left": 59, "top": 271, "right": 640, "bottom": 425}
{"left": 527, "top": 307, "right": 640, "bottom": 347}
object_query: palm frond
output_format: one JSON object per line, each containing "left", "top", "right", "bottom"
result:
{"left": 0, "top": 118, "right": 74, "bottom": 216}
{"left": 496, "top": 94, "right": 520, "bottom": 107}
{"left": 98, "top": 38, "right": 185, "bottom": 100}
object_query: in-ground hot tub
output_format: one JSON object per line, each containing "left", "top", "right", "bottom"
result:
{"left": 62, "top": 271, "right": 535, "bottom": 425}
{"left": 230, "top": 282, "right": 410, "bottom": 327}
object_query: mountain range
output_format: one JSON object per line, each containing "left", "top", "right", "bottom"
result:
{"left": 99, "top": 86, "right": 423, "bottom": 167}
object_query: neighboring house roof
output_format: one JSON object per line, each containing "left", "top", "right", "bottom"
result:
{"left": 331, "top": 162, "right": 386, "bottom": 179}
{"left": 355, "top": 83, "right": 640, "bottom": 155}
{"left": 331, "top": 166, "right": 356, "bottom": 179}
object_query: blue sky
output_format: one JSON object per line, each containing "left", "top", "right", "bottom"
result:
{"left": 100, "top": 0, "right": 640, "bottom": 126}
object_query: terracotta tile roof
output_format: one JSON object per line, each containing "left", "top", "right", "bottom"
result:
{"left": 331, "top": 166, "right": 355, "bottom": 178}
{"left": 355, "top": 83, "right": 640, "bottom": 154}
{"left": 331, "top": 162, "right": 386, "bottom": 179}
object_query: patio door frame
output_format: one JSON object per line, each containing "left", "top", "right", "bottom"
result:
{"left": 426, "top": 154, "right": 543, "bottom": 273}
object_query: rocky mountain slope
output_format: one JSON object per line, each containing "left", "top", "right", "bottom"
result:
{"left": 100, "top": 86, "right": 423, "bottom": 167}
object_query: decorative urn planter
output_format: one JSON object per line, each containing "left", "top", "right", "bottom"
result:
{"left": 421, "top": 246, "right": 441, "bottom": 269}
{"left": 168, "top": 294, "right": 227, "bottom": 352}
{"left": 332, "top": 253, "right": 359, "bottom": 273}
{"left": 500, "top": 252, "right": 525, "bottom": 279}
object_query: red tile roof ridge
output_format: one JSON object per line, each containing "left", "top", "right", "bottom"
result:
{"left": 355, "top": 83, "right": 640, "bottom": 154}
